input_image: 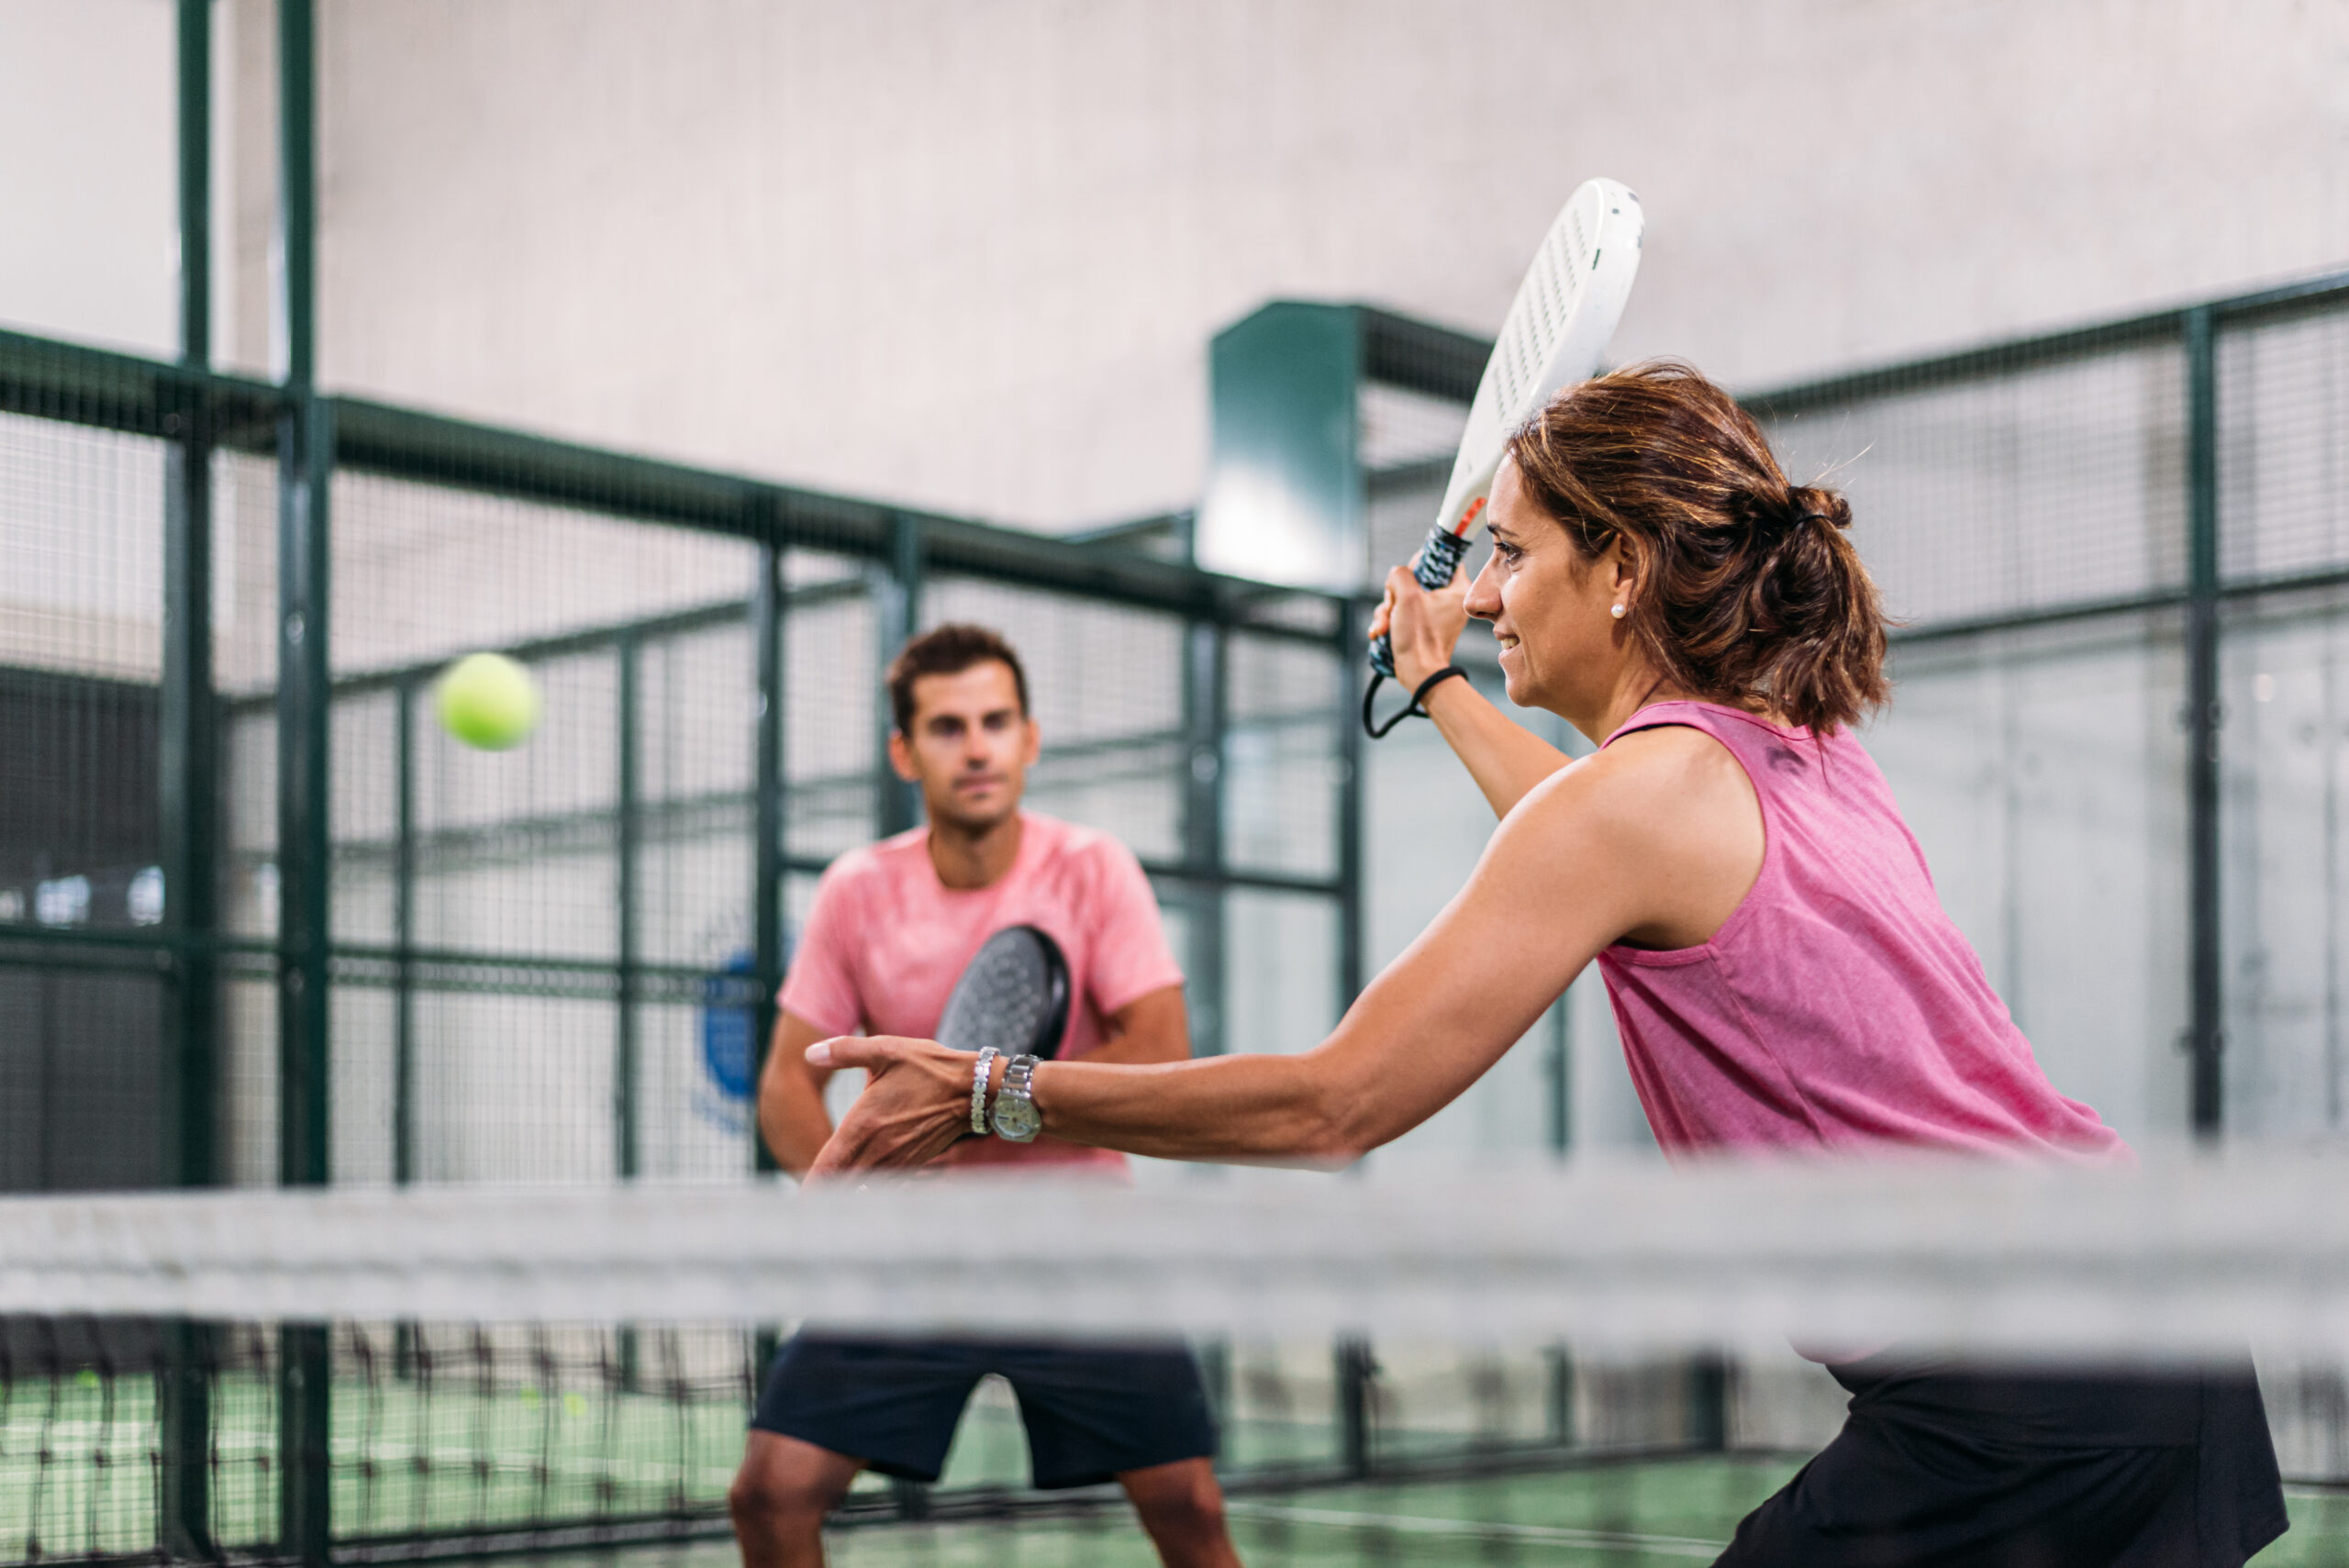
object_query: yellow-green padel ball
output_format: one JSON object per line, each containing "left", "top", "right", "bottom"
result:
{"left": 435, "top": 652, "right": 542, "bottom": 751}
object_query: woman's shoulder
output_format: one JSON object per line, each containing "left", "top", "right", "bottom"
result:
{"left": 1506, "top": 727, "right": 1722, "bottom": 846}
{"left": 1558, "top": 719, "right": 1751, "bottom": 801}
{"left": 1508, "top": 722, "right": 1766, "bottom": 921}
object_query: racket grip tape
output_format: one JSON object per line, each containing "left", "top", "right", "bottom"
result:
{"left": 1367, "top": 527, "right": 1473, "bottom": 679}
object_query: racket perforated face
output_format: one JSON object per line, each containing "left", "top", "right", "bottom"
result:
{"left": 934, "top": 925, "right": 1072, "bottom": 1061}
{"left": 1435, "top": 179, "right": 1644, "bottom": 539}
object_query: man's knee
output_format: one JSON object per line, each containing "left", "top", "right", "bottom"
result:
{"left": 730, "top": 1433, "right": 859, "bottom": 1530}
{"left": 1123, "top": 1459, "right": 1228, "bottom": 1538}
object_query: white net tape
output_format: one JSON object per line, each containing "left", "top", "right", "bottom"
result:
{"left": 8, "top": 1151, "right": 2349, "bottom": 1361}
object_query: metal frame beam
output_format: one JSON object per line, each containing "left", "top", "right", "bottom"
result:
{"left": 874, "top": 515, "right": 924, "bottom": 838}
{"left": 1181, "top": 622, "right": 1227, "bottom": 1057}
{"left": 0, "top": 331, "right": 1347, "bottom": 640}
{"left": 616, "top": 636, "right": 641, "bottom": 1183}
{"left": 2185, "top": 306, "right": 2224, "bottom": 1140}
{"left": 751, "top": 534, "right": 787, "bottom": 1176}
{"left": 1334, "top": 605, "right": 1366, "bottom": 1017}
{"left": 273, "top": 6, "right": 331, "bottom": 1563}
{"left": 159, "top": 2, "right": 217, "bottom": 1557}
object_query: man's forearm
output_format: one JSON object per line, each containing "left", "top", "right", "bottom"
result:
{"left": 761, "top": 1074, "right": 837, "bottom": 1176}
{"left": 1076, "top": 984, "right": 1190, "bottom": 1066}
{"left": 761, "top": 1012, "right": 846, "bottom": 1176}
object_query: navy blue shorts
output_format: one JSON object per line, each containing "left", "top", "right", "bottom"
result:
{"left": 1719, "top": 1358, "right": 2288, "bottom": 1568}
{"left": 751, "top": 1333, "right": 1219, "bottom": 1490}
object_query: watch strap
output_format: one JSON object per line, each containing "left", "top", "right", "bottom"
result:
{"left": 992, "top": 1053, "right": 1042, "bottom": 1141}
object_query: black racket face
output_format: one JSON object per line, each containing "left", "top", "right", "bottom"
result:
{"left": 934, "top": 925, "right": 1071, "bottom": 1061}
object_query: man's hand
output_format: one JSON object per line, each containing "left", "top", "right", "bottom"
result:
{"left": 1366, "top": 559, "right": 1472, "bottom": 689}
{"left": 804, "top": 1036, "right": 977, "bottom": 1178}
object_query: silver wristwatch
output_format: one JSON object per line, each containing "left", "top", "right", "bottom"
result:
{"left": 970, "top": 1046, "right": 1000, "bottom": 1136}
{"left": 989, "top": 1053, "right": 1042, "bottom": 1142}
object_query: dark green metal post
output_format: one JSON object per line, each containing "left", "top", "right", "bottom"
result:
{"left": 1545, "top": 1000, "right": 1572, "bottom": 1158}
{"left": 275, "top": 372, "right": 336, "bottom": 1568}
{"left": 275, "top": 4, "right": 332, "bottom": 1561}
{"left": 614, "top": 636, "right": 642, "bottom": 1389}
{"left": 1544, "top": 1347, "right": 1576, "bottom": 1447}
{"left": 874, "top": 515, "right": 923, "bottom": 837}
{"left": 750, "top": 539, "right": 788, "bottom": 1395}
{"left": 174, "top": 0, "right": 211, "bottom": 371}
{"left": 1336, "top": 1339, "right": 1375, "bottom": 1476}
{"left": 751, "top": 538, "right": 786, "bottom": 1175}
{"left": 863, "top": 520, "right": 921, "bottom": 1513}
{"left": 616, "top": 635, "right": 640, "bottom": 1183}
{"left": 273, "top": 0, "right": 314, "bottom": 390}
{"left": 392, "top": 677, "right": 418, "bottom": 1380}
{"left": 274, "top": 3, "right": 327, "bottom": 1185}
{"left": 160, "top": 0, "right": 217, "bottom": 1554}
{"left": 2186, "top": 306, "right": 2224, "bottom": 1142}
{"left": 275, "top": 418, "right": 336, "bottom": 1562}
{"left": 392, "top": 679, "right": 415, "bottom": 1186}
{"left": 1335, "top": 605, "right": 1365, "bottom": 1014}
{"left": 1181, "top": 621, "right": 1227, "bottom": 1056}
{"left": 1686, "top": 1354, "right": 1729, "bottom": 1451}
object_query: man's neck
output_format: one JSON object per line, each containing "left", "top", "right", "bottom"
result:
{"left": 927, "top": 811, "right": 1025, "bottom": 891}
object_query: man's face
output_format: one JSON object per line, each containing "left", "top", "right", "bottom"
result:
{"left": 887, "top": 660, "right": 1040, "bottom": 834}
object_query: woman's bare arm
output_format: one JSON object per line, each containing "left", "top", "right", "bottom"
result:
{"left": 807, "top": 727, "right": 1758, "bottom": 1173}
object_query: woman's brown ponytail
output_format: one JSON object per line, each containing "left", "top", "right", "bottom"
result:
{"left": 1504, "top": 361, "right": 1889, "bottom": 734}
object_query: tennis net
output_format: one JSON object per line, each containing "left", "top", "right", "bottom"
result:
{"left": 8, "top": 1152, "right": 2349, "bottom": 1563}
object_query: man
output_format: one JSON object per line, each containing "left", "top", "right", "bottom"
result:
{"left": 728, "top": 624, "right": 1239, "bottom": 1568}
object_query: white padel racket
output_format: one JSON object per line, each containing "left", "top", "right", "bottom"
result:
{"left": 1365, "top": 178, "right": 1645, "bottom": 737}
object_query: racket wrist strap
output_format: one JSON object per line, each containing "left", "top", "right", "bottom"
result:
{"left": 1364, "top": 663, "right": 1470, "bottom": 740}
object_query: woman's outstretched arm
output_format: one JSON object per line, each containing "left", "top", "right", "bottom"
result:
{"left": 807, "top": 725, "right": 1759, "bottom": 1173}
{"left": 1371, "top": 562, "right": 1571, "bottom": 818}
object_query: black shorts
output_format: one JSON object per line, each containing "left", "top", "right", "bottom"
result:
{"left": 751, "top": 1332, "right": 1219, "bottom": 1490}
{"left": 1718, "top": 1357, "right": 2288, "bottom": 1568}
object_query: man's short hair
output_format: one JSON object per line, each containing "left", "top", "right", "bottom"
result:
{"left": 886, "top": 624, "right": 1031, "bottom": 734}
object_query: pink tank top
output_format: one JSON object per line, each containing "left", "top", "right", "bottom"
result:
{"left": 1595, "top": 701, "right": 2125, "bottom": 1162}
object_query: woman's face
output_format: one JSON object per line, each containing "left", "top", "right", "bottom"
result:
{"left": 1464, "top": 456, "right": 1634, "bottom": 726}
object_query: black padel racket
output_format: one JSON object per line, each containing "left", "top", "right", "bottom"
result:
{"left": 935, "top": 924, "right": 1072, "bottom": 1061}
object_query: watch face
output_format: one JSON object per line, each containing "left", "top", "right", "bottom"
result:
{"left": 991, "top": 1095, "right": 1041, "bottom": 1141}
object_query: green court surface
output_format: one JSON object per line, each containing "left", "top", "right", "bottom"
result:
{"left": 17, "top": 1373, "right": 2349, "bottom": 1563}
{"left": 768, "top": 1464, "right": 2349, "bottom": 1566}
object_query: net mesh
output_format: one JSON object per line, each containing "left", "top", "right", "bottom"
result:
{"left": 7, "top": 1157, "right": 2349, "bottom": 1563}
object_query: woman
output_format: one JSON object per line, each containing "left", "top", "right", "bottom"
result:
{"left": 809, "top": 362, "right": 2287, "bottom": 1566}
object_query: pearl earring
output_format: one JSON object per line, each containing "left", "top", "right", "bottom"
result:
{"left": 1610, "top": 603, "right": 1627, "bottom": 620}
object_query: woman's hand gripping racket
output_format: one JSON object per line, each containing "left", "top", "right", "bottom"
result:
{"left": 1364, "top": 178, "right": 1645, "bottom": 737}
{"left": 800, "top": 927, "right": 1071, "bottom": 1177}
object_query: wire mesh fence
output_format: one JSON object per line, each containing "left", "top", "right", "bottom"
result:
{"left": 0, "top": 322, "right": 1382, "bottom": 1561}
{"left": 13, "top": 265, "right": 2349, "bottom": 1561}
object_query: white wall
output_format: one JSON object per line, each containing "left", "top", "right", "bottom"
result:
{"left": 0, "top": 0, "right": 246, "bottom": 359}
{"left": 173, "top": 0, "right": 2349, "bottom": 529}
{"left": 7, "top": 1, "right": 2346, "bottom": 526}
{"left": 0, "top": 0, "right": 177, "bottom": 353}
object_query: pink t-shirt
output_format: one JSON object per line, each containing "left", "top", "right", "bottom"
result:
{"left": 781, "top": 812, "right": 1185, "bottom": 1171}
{"left": 1595, "top": 701, "right": 2126, "bottom": 1164}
